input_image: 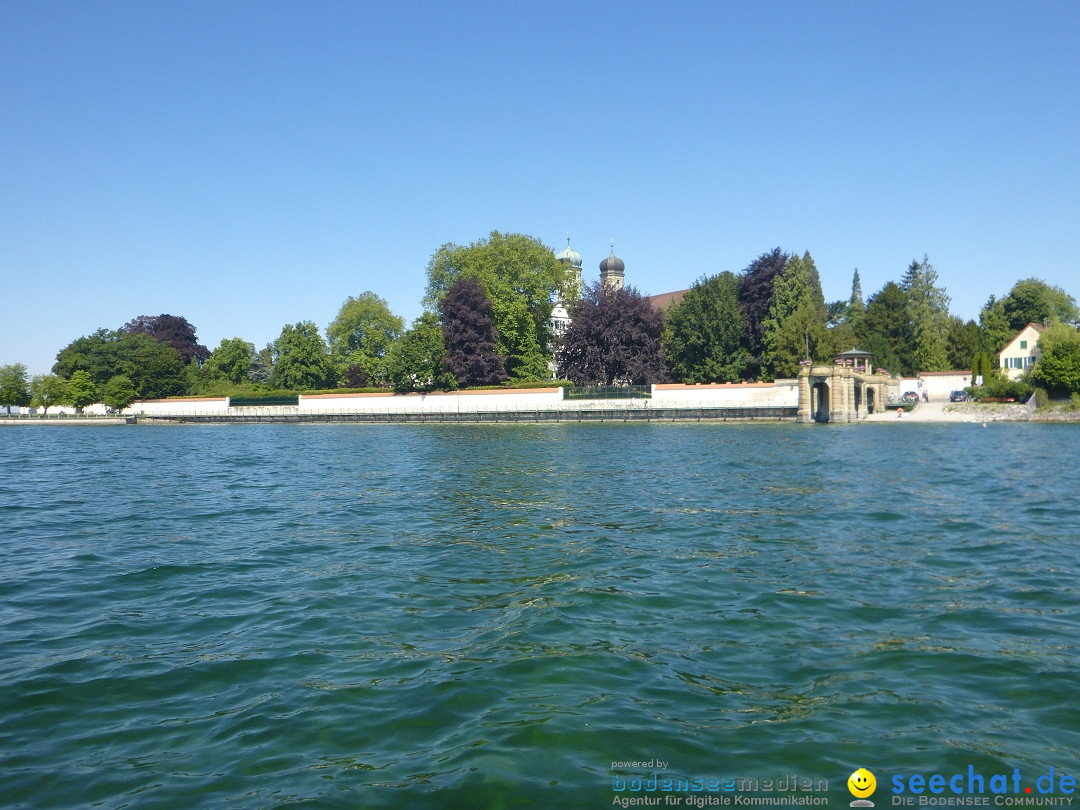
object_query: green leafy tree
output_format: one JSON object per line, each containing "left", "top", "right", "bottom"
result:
{"left": 270, "top": 322, "right": 336, "bottom": 390}
{"left": 1002, "top": 278, "right": 1077, "bottom": 330}
{"left": 326, "top": 292, "right": 404, "bottom": 386}
{"left": 67, "top": 370, "right": 98, "bottom": 410}
{"left": 204, "top": 338, "right": 254, "bottom": 385}
{"left": 556, "top": 283, "right": 667, "bottom": 386}
{"left": 945, "top": 317, "right": 983, "bottom": 371}
{"left": 30, "top": 374, "right": 68, "bottom": 414}
{"left": 761, "top": 252, "right": 830, "bottom": 378}
{"left": 981, "top": 279, "right": 1078, "bottom": 355}
{"left": 103, "top": 375, "right": 137, "bottom": 411}
{"left": 385, "top": 312, "right": 455, "bottom": 393}
{"left": 901, "top": 255, "right": 951, "bottom": 373}
{"left": 424, "top": 231, "right": 572, "bottom": 381}
{"left": 0, "top": 363, "right": 31, "bottom": 413}
{"left": 123, "top": 333, "right": 188, "bottom": 398}
{"left": 53, "top": 329, "right": 187, "bottom": 398}
{"left": 663, "top": 272, "right": 749, "bottom": 383}
{"left": 1031, "top": 323, "right": 1080, "bottom": 395}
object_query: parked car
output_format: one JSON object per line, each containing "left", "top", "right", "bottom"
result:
{"left": 901, "top": 391, "right": 919, "bottom": 403}
{"left": 950, "top": 390, "right": 967, "bottom": 402}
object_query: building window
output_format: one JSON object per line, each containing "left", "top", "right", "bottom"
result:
{"left": 1020, "top": 340, "right": 1028, "bottom": 349}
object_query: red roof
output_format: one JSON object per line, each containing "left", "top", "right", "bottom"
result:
{"left": 646, "top": 289, "right": 688, "bottom": 311}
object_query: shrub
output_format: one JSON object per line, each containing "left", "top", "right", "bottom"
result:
{"left": 972, "top": 375, "right": 1031, "bottom": 401}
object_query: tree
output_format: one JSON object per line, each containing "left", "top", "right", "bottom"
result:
{"left": 440, "top": 278, "right": 507, "bottom": 387}
{"left": 856, "top": 282, "right": 912, "bottom": 375}
{"left": 385, "top": 312, "right": 455, "bottom": 393}
{"left": 980, "top": 279, "right": 1077, "bottom": 355}
{"left": 270, "top": 322, "right": 336, "bottom": 390}
{"left": 122, "top": 333, "right": 188, "bottom": 398}
{"left": 556, "top": 283, "right": 667, "bottom": 386}
{"left": 326, "top": 292, "right": 403, "bottom": 386}
{"left": 971, "top": 351, "right": 994, "bottom": 383}
{"left": 53, "top": 328, "right": 187, "bottom": 398}
{"left": 1002, "top": 278, "right": 1077, "bottom": 331}
{"left": 945, "top": 317, "right": 983, "bottom": 371}
{"left": 1031, "top": 323, "right": 1080, "bottom": 395}
{"left": 978, "top": 294, "right": 1013, "bottom": 356}
{"left": 123, "top": 314, "right": 208, "bottom": 365}
{"left": 54, "top": 328, "right": 120, "bottom": 383}
{"left": 67, "top": 370, "right": 98, "bottom": 410}
{"left": 102, "top": 375, "right": 137, "bottom": 411}
{"left": 826, "top": 300, "right": 849, "bottom": 327}
{"left": 424, "top": 231, "right": 572, "bottom": 381}
{"left": 663, "top": 272, "right": 749, "bottom": 383}
{"left": 339, "top": 364, "right": 368, "bottom": 388}
{"left": 248, "top": 345, "right": 273, "bottom": 384}
{"left": 203, "top": 338, "right": 254, "bottom": 385}
{"left": 30, "top": 374, "right": 68, "bottom": 414}
{"left": 761, "top": 252, "right": 830, "bottom": 378}
{"left": 850, "top": 268, "right": 864, "bottom": 312}
{"left": 901, "top": 255, "right": 951, "bottom": 373}
{"left": 737, "top": 248, "right": 789, "bottom": 379}
{"left": 0, "top": 363, "right": 31, "bottom": 413}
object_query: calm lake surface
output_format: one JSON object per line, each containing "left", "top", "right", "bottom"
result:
{"left": 1, "top": 423, "right": 1078, "bottom": 808}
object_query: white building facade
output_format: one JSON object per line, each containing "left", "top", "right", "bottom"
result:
{"left": 998, "top": 323, "right": 1044, "bottom": 381}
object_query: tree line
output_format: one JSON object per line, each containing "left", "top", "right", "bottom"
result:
{"left": 3, "top": 232, "right": 1079, "bottom": 414}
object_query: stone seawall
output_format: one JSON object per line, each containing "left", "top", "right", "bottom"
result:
{"left": 135, "top": 406, "right": 798, "bottom": 425}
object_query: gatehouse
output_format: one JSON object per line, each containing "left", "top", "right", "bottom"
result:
{"left": 797, "top": 349, "right": 889, "bottom": 423}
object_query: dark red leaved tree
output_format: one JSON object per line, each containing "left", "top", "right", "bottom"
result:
{"left": 439, "top": 279, "right": 507, "bottom": 388}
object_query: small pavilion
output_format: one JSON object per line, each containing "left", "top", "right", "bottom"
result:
{"left": 835, "top": 348, "right": 874, "bottom": 374}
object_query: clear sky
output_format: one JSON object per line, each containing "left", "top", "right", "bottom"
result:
{"left": 3, "top": 1, "right": 1078, "bottom": 375}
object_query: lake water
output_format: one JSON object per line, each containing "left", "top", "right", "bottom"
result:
{"left": 1, "top": 423, "right": 1078, "bottom": 809}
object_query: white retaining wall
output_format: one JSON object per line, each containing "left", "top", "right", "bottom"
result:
{"left": 127, "top": 384, "right": 800, "bottom": 417}
{"left": 299, "top": 389, "right": 565, "bottom": 414}
{"left": 651, "top": 381, "right": 798, "bottom": 408}
{"left": 128, "top": 397, "right": 231, "bottom": 415}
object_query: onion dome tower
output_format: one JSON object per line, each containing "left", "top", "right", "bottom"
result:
{"left": 550, "top": 234, "right": 581, "bottom": 348}
{"left": 599, "top": 241, "right": 625, "bottom": 290}
{"left": 554, "top": 234, "right": 583, "bottom": 294}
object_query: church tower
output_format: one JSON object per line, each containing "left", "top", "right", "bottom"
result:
{"left": 550, "top": 234, "right": 582, "bottom": 341}
{"left": 599, "top": 242, "right": 625, "bottom": 290}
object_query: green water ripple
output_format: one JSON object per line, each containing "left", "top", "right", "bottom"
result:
{"left": 0, "top": 423, "right": 1078, "bottom": 808}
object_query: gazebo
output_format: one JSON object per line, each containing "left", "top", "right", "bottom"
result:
{"left": 835, "top": 348, "right": 873, "bottom": 374}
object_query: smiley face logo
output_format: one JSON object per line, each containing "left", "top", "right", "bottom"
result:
{"left": 848, "top": 768, "right": 877, "bottom": 799}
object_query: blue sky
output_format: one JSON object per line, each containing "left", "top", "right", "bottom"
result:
{"left": 3, "top": 1, "right": 1078, "bottom": 375}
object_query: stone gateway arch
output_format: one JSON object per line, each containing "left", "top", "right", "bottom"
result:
{"left": 796, "top": 351, "right": 889, "bottom": 424}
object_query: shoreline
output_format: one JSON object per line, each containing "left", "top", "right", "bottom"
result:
{"left": 2, "top": 406, "right": 1078, "bottom": 425}
{"left": 0, "top": 416, "right": 133, "bottom": 426}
